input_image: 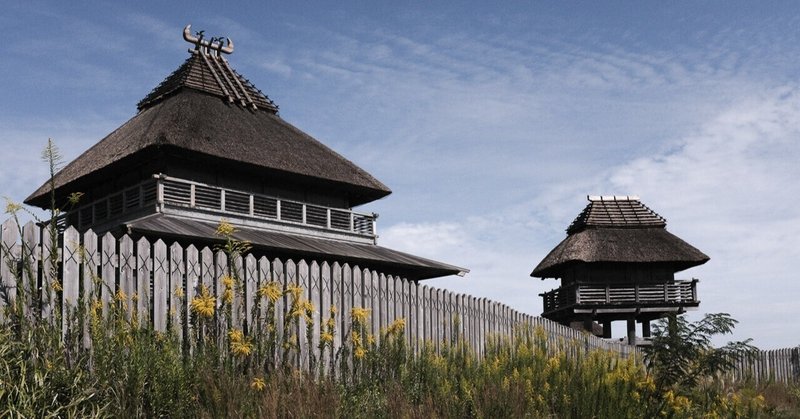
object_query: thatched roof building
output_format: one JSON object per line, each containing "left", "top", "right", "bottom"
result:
{"left": 26, "top": 42, "right": 389, "bottom": 208}
{"left": 532, "top": 196, "right": 709, "bottom": 279}
{"left": 24, "top": 26, "right": 465, "bottom": 281}
{"left": 533, "top": 196, "right": 709, "bottom": 344}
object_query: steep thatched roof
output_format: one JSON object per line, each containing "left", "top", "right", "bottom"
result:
{"left": 532, "top": 196, "right": 709, "bottom": 278}
{"left": 26, "top": 51, "right": 391, "bottom": 207}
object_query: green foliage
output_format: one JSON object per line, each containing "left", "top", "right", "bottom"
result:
{"left": 644, "top": 313, "right": 759, "bottom": 391}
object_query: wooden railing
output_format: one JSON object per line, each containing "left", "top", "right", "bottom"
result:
{"left": 541, "top": 280, "right": 698, "bottom": 315}
{"left": 67, "top": 175, "right": 378, "bottom": 239}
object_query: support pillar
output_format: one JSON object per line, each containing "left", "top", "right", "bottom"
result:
{"left": 602, "top": 321, "right": 612, "bottom": 339}
{"left": 642, "top": 320, "right": 651, "bottom": 338}
{"left": 626, "top": 319, "right": 636, "bottom": 345}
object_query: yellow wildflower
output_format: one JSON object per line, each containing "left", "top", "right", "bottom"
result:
{"left": 367, "top": 334, "right": 375, "bottom": 345}
{"left": 4, "top": 200, "right": 22, "bottom": 214}
{"left": 387, "top": 318, "right": 406, "bottom": 335}
{"left": 330, "top": 305, "right": 337, "bottom": 315}
{"left": 258, "top": 282, "right": 282, "bottom": 303}
{"left": 326, "top": 318, "right": 335, "bottom": 329}
{"left": 354, "top": 347, "right": 366, "bottom": 359}
{"left": 351, "top": 331, "right": 361, "bottom": 345}
{"left": 67, "top": 192, "right": 84, "bottom": 206}
{"left": 131, "top": 292, "right": 139, "bottom": 303}
{"left": 91, "top": 299, "right": 102, "bottom": 314}
{"left": 231, "top": 339, "right": 253, "bottom": 356}
{"left": 52, "top": 280, "right": 63, "bottom": 292}
{"left": 215, "top": 220, "right": 236, "bottom": 237}
{"left": 250, "top": 377, "right": 266, "bottom": 391}
{"left": 321, "top": 332, "right": 334, "bottom": 344}
{"left": 222, "top": 275, "right": 234, "bottom": 288}
{"left": 223, "top": 288, "right": 233, "bottom": 304}
{"left": 302, "top": 300, "right": 315, "bottom": 319}
{"left": 351, "top": 307, "right": 370, "bottom": 324}
{"left": 191, "top": 285, "right": 215, "bottom": 318}
{"left": 229, "top": 328, "right": 244, "bottom": 342}
{"left": 174, "top": 287, "right": 184, "bottom": 298}
{"left": 115, "top": 289, "right": 127, "bottom": 302}
{"left": 286, "top": 284, "right": 304, "bottom": 301}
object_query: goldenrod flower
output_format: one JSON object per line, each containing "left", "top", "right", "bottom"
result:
{"left": 258, "top": 282, "right": 282, "bottom": 303}
{"left": 387, "top": 318, "right": 406, "bottom": 335}
{"left": 351, "top": 307, "right": 370, "bottom": 324}
{"left": 321, "top": 332, "right": 334, "bottom": 344}
{"left": 228, "top": 328, "right": 253, "bottom": 355}
{"left": 325, "top": 318, "right": 335, "bottom": 329}
{"left": 222, "top": 275, "right": 234, "bottom": 289}
{"left": 215, "top": 220, "right": 236, "bottom": 237}
{"left": 250, "top": 377, "right": 266, "bottom": 391}
{"left": 131, "top": 292, "right": 139, "bottom": 303}
{"left": 191, "top": 285, "right": 215, "bottom": 318}
{"left": 329, "top": 305, "right": 337, "bottom": 315}
{"left": 354, "top": 347, "right": 366, "bottom": 359}
{"left": 115, "top": 289, "right": 127, "bottom": 302}
{"left": 231, "top": 339, "right": 253, "bottom": 356}
{"left": 174, "top": 287, "right": 185, "bottom": 298}
{"left": 367, "top": 334, "right": 375, "bottom": 345}
{"left": 223, "top": 288, "right": 233, "bottom": 304}
{"left": 351, "top": 331, "right": 361, "bottom": 345}
{"left": 286, "top": 284, "right": 304, "bottom": 301}
{"left": 52, "top": 280, "right": 63, "bottom": 292}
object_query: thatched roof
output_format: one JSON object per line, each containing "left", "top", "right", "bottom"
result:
{"left": 532, "top": 196, "right": 709, "bottom": 278}
{"left": 26, "top": 50, "right": 391, "bottom": 207}
{"left": 126, "top": 214, "right": 468, "bottom": 280}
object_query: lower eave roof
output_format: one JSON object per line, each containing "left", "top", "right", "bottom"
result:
{"left": 531, "top": 227, "right": 709, "bottom": 278}
{"left": 125, "top": 214, "right": 468, "bottom": 281}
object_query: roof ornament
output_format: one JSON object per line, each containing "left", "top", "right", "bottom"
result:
{"left": 183, "top": 24, "right": 234, "bottom": 56}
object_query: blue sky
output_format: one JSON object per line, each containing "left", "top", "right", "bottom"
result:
{"left": 1, "top": 1, "right": 798, "bottom": 348}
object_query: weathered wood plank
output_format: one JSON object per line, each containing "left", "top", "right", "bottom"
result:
{"left": 169, "top": 242, "right": 186, "bottom": 339}
{"left": 214, "top": 250, "right": 228, "bottom": 330}
{"left": 0, "top": 219, "right": 15, "bottom": 323}
{"left": 285, "top": 259, "right": 299, "bottom": 367}
{"left": 40, "top": 228, "right": 55, "bottom": 320}
{"left": 81, "top": 229, "right": 98, "bottom": 348}
{"left": 185, "top": 244, "right": 199, "bottom": 344}
{"left": 230, "top": 255, "right": 243, "bottom": 329}
{"left": 331, "top": 262, "right": 343, "bottom": 372}
{"left": 118, "top": 235, "right": 135, "bottom": 320}
{"left": 23, "top": 222, "right": 42, "bottom": 320}
{"left": 309, "top": 261, "right": 321, "bottom": 369}
{"left": 244, "top": 254, "right": 257, "bottom": 334}
{"left": 320, "top": 261, "right": 332, "bottom": 373}
{"left": 62, "top": 227, "right": 81, "bottom": 333}
{"left": 272, "top": 258, "right": 285, "bottom": 365}
{"left": 297, "top": 259, "right": 309, "bottom": 370}
{"left": 152, "top": 240, "right": 168, "bottom": 332}
{"left": 136, "top": 237, "right": 152, "bottom": 327}
{"left": 100, "top": 232, "right": 116, "bottom": 317}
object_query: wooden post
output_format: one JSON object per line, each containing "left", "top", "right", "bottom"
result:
{"left": 626, "top": 319, "right": 636, "bottom": 345}
{"left": 603, "top": 321, "right": 612, "bottom": 339}
{"left": 642, "top": 320, "right": 651, "bottom": 338}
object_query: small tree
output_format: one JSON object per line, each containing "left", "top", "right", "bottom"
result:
{"left": 643, "top": 313, "right": 757, "bottom": 392}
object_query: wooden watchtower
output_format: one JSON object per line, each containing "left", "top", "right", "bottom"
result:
{"left": 24, "top": 25, "right": 466, "bottom": 281}
{"left": 532, "top": 196, "right": 709, "bottom": 345}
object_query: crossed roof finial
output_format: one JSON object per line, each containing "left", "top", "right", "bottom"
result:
{"left": 183, "top": 24, "right": 234, "bottom": 55}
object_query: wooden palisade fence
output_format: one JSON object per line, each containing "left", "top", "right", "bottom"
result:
{"left": 1, "top": 218, "right": 797, "bottom": 383}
